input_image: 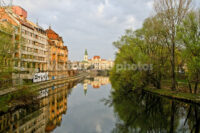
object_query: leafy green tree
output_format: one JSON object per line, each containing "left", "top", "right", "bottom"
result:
{"left": 154, "top": 0, "right": 192, "bottom": 90}
{"left": 138, "top": 16, "right": 171, "bottom": 89}
{"left": 110, "top": 29, "right": 151, "bottom": 92}
{"left": 110, "top": 16, "right": 172, "bottom": 91}
{"left": 0, "top": 22, "right": 16, "bottom": 88}
{"left": 177, "top": 10, "right": 200, "bottom": 93}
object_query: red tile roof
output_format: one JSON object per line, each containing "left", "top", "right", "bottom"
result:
{"left": 46, "top": 28, "right": 63, "bottom": 41}
{"left": 93, "top": 56, "right": 101, "bottom": 59}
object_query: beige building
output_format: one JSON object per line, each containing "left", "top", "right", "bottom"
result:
{"left": 83, "top": 49, "right": 114, "bottom": 70}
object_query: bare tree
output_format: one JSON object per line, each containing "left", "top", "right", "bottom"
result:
{"left": 154, "top": 0, "right": 192, "bottom": 90}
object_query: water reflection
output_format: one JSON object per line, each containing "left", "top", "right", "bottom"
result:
{"left": 0, "top": 81, "right": 76, "bottom": 133}
{"left": 0, "top": 76, "right": 111, "bottom": 133}
{"left": 1, "top": 77, "right": 200, "bottom": 133}
{"left": 109, "top": 90, "right": 200, "bottom": 133}
{"left": 83, "top": 76, "right": 110, "bottom": 95}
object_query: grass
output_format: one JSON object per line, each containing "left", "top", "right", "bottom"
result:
{"left": 144, "top": 88, "right": 200, "bottom": 104}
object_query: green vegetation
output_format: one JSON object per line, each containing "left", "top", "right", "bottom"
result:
{"left": 104, "top": 88, "right": 200, "bottom": 133}
{"left": 0, "top": 22, "right": 37, "bottom": 112}
{"left": 0, "top": 85, "right": 38, "bottom": 112}
{"left": 0, "top": 22, "right": 19, "bottom": 89}
{"left": 110, "top": 0, "right": 200, "bottom": 97}
{"left": 144, "top": 88, "right": 200, "bottom": 104}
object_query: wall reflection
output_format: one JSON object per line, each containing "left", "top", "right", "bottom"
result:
{"left": 0, "top": 81, "right": 76, "bottom": 133}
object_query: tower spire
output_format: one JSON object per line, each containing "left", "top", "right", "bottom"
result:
{"left": 84, "top": 49, "right": 88, "bottom": 62}
{"left": 85, "top": 49, "right": 88, "bottom": 55}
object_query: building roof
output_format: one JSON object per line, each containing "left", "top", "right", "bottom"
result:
{"left": 46, "top": 27, "right": 63, "bottom": 42}
{"left": 93, "top": 56, "right": 101, "bottom": 60}
{"left": 12, "top": 6, "right": 27, "bottom": 19}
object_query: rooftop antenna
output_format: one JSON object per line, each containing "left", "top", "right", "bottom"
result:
{"left": 36, "top": 18, "right": 39, "bottom": 26}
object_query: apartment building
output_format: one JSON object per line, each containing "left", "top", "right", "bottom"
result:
{"left": 0, "top": 6, "right": 48, "bottom": 80}
{"left": 12, "top": 6, "right": 48, "bottom": 72}
{"left": 46, "top": 27, "right": 69, "bottom": 79}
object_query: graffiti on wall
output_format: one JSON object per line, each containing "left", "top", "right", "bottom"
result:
{"left": 33, "top": 72, "right": 49, "bottom": 83}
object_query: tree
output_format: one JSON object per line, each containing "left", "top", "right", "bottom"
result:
{"left": 111, "top": 16, "right": 172, "bottom": 91}
{"left": 177, "top": 10, "right": 200, "bottom": 93}
{"left": 154, "top": 0, "right": 192, "bottom": 90}
{"left": 0, "top": 22, "right": 16, "bottom": 88}
{"left": 139, "top": 16, "right": 171, "bottom": 89}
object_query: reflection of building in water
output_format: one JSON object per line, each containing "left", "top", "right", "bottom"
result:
{"left": 84, "top": 76, "right": 110, "bottom": 89}
{"left": 45, "top": 83, "right": 69, "bottom": 132}
{"left": 0, "top": 104, "right": 48, "bottom": 133}
{"left": 0, "top": 82, "right": 76, "bottom": 133}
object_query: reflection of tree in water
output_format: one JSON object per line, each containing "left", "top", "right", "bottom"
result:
{"left": 106, "top": 89, "right": 200, "bottom": 133}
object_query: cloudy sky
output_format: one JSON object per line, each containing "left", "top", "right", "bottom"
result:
{"left": 11, "top": 0, "right": 199, "bottom": 61}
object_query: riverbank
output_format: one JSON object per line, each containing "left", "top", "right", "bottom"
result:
{"left": 144, "top": 88, "right": 200, "bottom": 105}
{"left": 0, "top": 72, "right": 89, "bottom": 96}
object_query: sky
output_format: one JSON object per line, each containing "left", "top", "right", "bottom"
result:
{"left": 9, "top": 0, "right": 199, "bottom": 61}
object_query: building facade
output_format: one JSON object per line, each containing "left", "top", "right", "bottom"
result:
{"left": 0, "top": 6, "right": 48, "bottom": 80}
{"left": 46, "top": 27, "right": 69, "bottom": 79}
{"left": 83, "top": 49, "right": 114, "bottom": 70}
{"left": 0, "top": 6, "right": 76, "bottom": 82}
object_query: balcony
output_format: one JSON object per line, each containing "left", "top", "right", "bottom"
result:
{"left": 58, "top": 59, "right": 64, "bottom": 63}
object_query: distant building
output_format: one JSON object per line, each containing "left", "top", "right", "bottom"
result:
{"left": 83, "top": 49, "right": 114, "bottom": 70}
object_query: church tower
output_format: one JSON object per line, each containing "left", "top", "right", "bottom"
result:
{"left": 84, "top": 49, "right": 88, "bottom": 62}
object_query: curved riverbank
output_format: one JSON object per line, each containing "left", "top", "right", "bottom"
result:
{"left": 144, "top": 88, "right": 200, "bottom": 105}
{"left": 0, "top": 72, "right": 89, "bottom": 96}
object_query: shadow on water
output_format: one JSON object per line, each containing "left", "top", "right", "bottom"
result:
{"left": 104, "top": 89, "right": 200, "bottom": 133}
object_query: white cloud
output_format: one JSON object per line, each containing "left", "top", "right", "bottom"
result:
{"left": 97, "top": 3, "right": 105, "bottom": 17}
{"left": 13, "top": 0, "right": 154, "bottom": 60}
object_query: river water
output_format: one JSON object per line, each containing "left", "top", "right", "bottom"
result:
{"left": 0, "top": 76, "right": 200, "bottom": 133}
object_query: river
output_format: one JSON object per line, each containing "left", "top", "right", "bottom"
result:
{"left": 0, "top": 76, "right": 200, "bottom": 133}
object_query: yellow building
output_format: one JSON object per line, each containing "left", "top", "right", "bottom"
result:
{"left": 46, "top": 27, "right": 69, "bottom": 79}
